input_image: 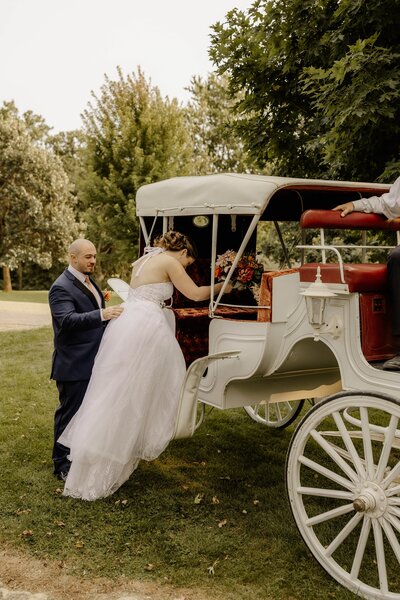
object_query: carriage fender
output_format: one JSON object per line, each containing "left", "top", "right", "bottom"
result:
{"left": 173, "top": 350, "right": 241, "bottom": 439}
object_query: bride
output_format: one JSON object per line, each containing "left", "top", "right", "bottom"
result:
{"left": 58, "top": 231, "right": 232, "bottom": 501}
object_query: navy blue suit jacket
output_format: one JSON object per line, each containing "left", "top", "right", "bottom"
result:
{"left": 49, "top": 269, "right": 106, "bottom": 381}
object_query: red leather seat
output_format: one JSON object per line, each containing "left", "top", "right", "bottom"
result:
{"left": 300, "top": 209, "right": 400, "bottom": 231}
{"left": 299, "top": 263, "right": 388, "bottom": 293}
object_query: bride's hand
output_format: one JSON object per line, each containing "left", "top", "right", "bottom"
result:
{"left": 223, "top": 282, "right": 233, "bottom": 294}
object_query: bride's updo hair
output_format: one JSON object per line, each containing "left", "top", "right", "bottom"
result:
{"left": 154, "top": 231, "right": 198, "bottom": 259}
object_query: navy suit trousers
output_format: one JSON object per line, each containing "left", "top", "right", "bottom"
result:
{"left": 53, "top": 380, "right": 89, "bottom": 475}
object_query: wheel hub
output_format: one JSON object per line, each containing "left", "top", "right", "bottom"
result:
{"left": 353, "top": 481, "right": 387, "bottom": 518}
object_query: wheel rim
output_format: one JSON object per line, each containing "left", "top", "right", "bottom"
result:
{"left": 244, "top": 399, "right": 304, "bottom": 428}
{"left": 286, "top": 392, "right": 400, "bottom": 599}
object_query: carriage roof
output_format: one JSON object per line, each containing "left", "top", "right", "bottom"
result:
{"left": 135, "top": 173, "right": 389, "bottom": 218}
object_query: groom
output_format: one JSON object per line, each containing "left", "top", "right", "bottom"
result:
{"left": 49, "top": 238, "right": 124, "bottom": 481}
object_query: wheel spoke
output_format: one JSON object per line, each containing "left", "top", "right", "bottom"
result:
{"left": 361, "top": 407, "right": 375, "bottom": 480}
{"left": 375, "top": 415, "right": 399, "bottom": 482}
{"left": 325, "top": 512, "right": 364, "bottom": 557}
{"left": 388, "top": 506, "right": 400, "bottom": 518}
{"left": 386, "top": 483, "right": 400, "bottom": 497}
{"left": 350, "top": 516, "right": 371, "bottom": 580}
{"left": 381, "top": 518, "right": 400, "bottom": 563}
{"left": 332, "top": 411, "right": 367, "bottom": 479}
{"left": 388, "top": 497, "right": 400, "bottom": 506}
{"left": 310, "top": 429, "right": 359, "bottom": 484}
{"left": 275, "top": 402, "right": 282, "bottom": 422}
{"left": 384, "top": 512, "right": 400, "bottom": 534}
{"left": 372, "top": 519, "right": 388, "bottom": 593}
{"left": 382, "top": 462, "right": 400, "bottom": 491}
{"left": 299, "top": 455, "right": 354, "bottom": 491}
{"left": 297, "top": 486, "right": 353, "bottom": 500}
{"left": 265, "top": 402, "right": 270, "bottom": 423}
{"left": 306, "top": 503, "right": 354, "bottom": 527}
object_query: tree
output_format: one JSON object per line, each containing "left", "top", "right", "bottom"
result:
{"left": 78, "top": 67, "right": 194, "bottom": 282}
{"left": 0, "top": 111, "right": 80, "bottom": 291}
{"left": 185, "top": 73, "right": 262, "bottom": 174}
{"left": 209, "top": 0, "right": 400, "bottom": 181}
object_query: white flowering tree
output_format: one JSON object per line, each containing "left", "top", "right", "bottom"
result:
{"left": 0, "top": 111, "right": 80, "bottom": 291}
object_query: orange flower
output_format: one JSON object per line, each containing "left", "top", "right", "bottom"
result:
{"left": 103, "top": 289, "right": 112, "bottom": 302}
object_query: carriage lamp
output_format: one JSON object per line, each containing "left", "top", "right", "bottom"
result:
{"left": 301, "top": 267, "right": 337, "bottom": 330}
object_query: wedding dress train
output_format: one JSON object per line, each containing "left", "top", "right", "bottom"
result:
{"left": 59, "top": 281, "right": 186, "bottom": 501}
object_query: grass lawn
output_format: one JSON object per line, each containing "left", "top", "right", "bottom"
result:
{"left": 0, "top": 290, "right": 121, "bottom": 305}
{"left": 0, "top": 290, "right": 50, "bottom": 303}
{"left": 0, "top": 327, "right": 356, "bottom": 599}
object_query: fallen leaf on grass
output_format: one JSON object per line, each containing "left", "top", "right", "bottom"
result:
{"left": 253, "top": 499, "right": 260, "bottom": 505}
{"left": 194, "top": 493, "right": 204, "bottom": 504}
{"left": 54, "top": 520, "right": 65, "bottom": 528}
{"left": 20, "top": 530, "right": 33, "bottom": 537}
{"left": 207, "top": 558, "right": 220, "bottom": 576}
{"left": 144, "top": 563, "right": 155, "bottom": 571}
{"left": 217, "top": 519, "right": 227, "bottom": 528}
{"left": 15, "top": 508, "right": 31, "bottom": 516}
{"left": 242, "top": 509, "right": 248, "bottom": 514}
{"left": 75, "top": 541, "right": 85, "bottom": 548}
{"left": 54, "top": 488, "right": 63, "bottom": 495}
{"left": 211, "top": 496, "right": 220, "bottom": 505}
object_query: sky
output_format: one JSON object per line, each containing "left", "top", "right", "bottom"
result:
{"left": 0, "top": 0, "right": 254, "bottom": 133}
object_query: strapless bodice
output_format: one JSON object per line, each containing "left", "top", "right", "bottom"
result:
{"left": 127, "top": 282, "right": 173, "bottom": 305}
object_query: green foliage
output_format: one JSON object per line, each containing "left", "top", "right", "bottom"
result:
{"left": 303, "top": 35, "right": 400, "bottom": 180}
{"left": 185, "top": 73, "right": 263, "bottom": 174}
{"left": 78, "top": 67, "right": 194, "bottom": 282}
{"left": 209, "top": 0, "right": 400, "bottom": 181}
{"left": 0, "top": 327, "right": 355, "bottom": 599}
{"left": 0, "top": 108, "right": 81, "bottom": 273}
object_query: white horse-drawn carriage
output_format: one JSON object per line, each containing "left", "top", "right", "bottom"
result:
{"left": 113, "top": 174, "right": 400, "bottom": 599}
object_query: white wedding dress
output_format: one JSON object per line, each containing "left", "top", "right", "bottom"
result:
{"left": 59, "top": 276, "right": 186, "bottom": 501}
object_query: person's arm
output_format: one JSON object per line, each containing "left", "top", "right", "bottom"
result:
{"left": 333, "top": 177, "right": 400, "bottom": 218}
{"left": 166, "top": 259, "right": 232, "bottom": 301}
{"left": 49, "top": 285, "right": 122, "bottom": 331}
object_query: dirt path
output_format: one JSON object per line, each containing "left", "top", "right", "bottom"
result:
{"left": 0, "top": 302, "right": 51, "bottom": 331}
{"left": 0, "top": 545, "right": 215, "bottom": 600}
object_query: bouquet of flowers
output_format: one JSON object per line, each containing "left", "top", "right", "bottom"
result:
{"left": 215, "top": 250, "right": 264, "bottom": 298}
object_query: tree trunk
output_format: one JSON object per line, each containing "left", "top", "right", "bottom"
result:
{"left": 2, "top": 266, "right": 12, "bottom": 292}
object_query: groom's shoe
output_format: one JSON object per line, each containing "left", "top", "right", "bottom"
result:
{"left": 383, "top": 353, "right": 400, "bottom": 371}
{"left": 55, "top": 470, "right": 69, "bottom": 482}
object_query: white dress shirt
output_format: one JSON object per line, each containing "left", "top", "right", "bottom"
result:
{"left": 353, "top": 176, "right": 400, "bottom": 219}
{"left": 68, "top": 265, "right": 103, "bottom": 309}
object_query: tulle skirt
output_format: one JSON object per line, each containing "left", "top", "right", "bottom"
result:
{"left": 59, "top": 295, "right": 185, "bottom": 501}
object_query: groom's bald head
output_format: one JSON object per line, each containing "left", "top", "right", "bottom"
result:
{"left": 69, "top": 238, "right": 97, "bottom": 275}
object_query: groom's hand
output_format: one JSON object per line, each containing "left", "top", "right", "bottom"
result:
{"left": 102, "top": 305, "right": 124, "bottom": 320}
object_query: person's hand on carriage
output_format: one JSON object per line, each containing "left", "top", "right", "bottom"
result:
{"left": 332, "top": 201, "right": 355, "bottom": 217}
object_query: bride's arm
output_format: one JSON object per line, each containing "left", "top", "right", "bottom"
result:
{"left": 166, "top": 260, "right": 232, "bottom": 301}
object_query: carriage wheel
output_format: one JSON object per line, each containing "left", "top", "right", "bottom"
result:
{"left": 244, "top": 399, "right": 304, "bottom": 429}
{"left": 286, "top": 391, "right": 400, "bottom": 599}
